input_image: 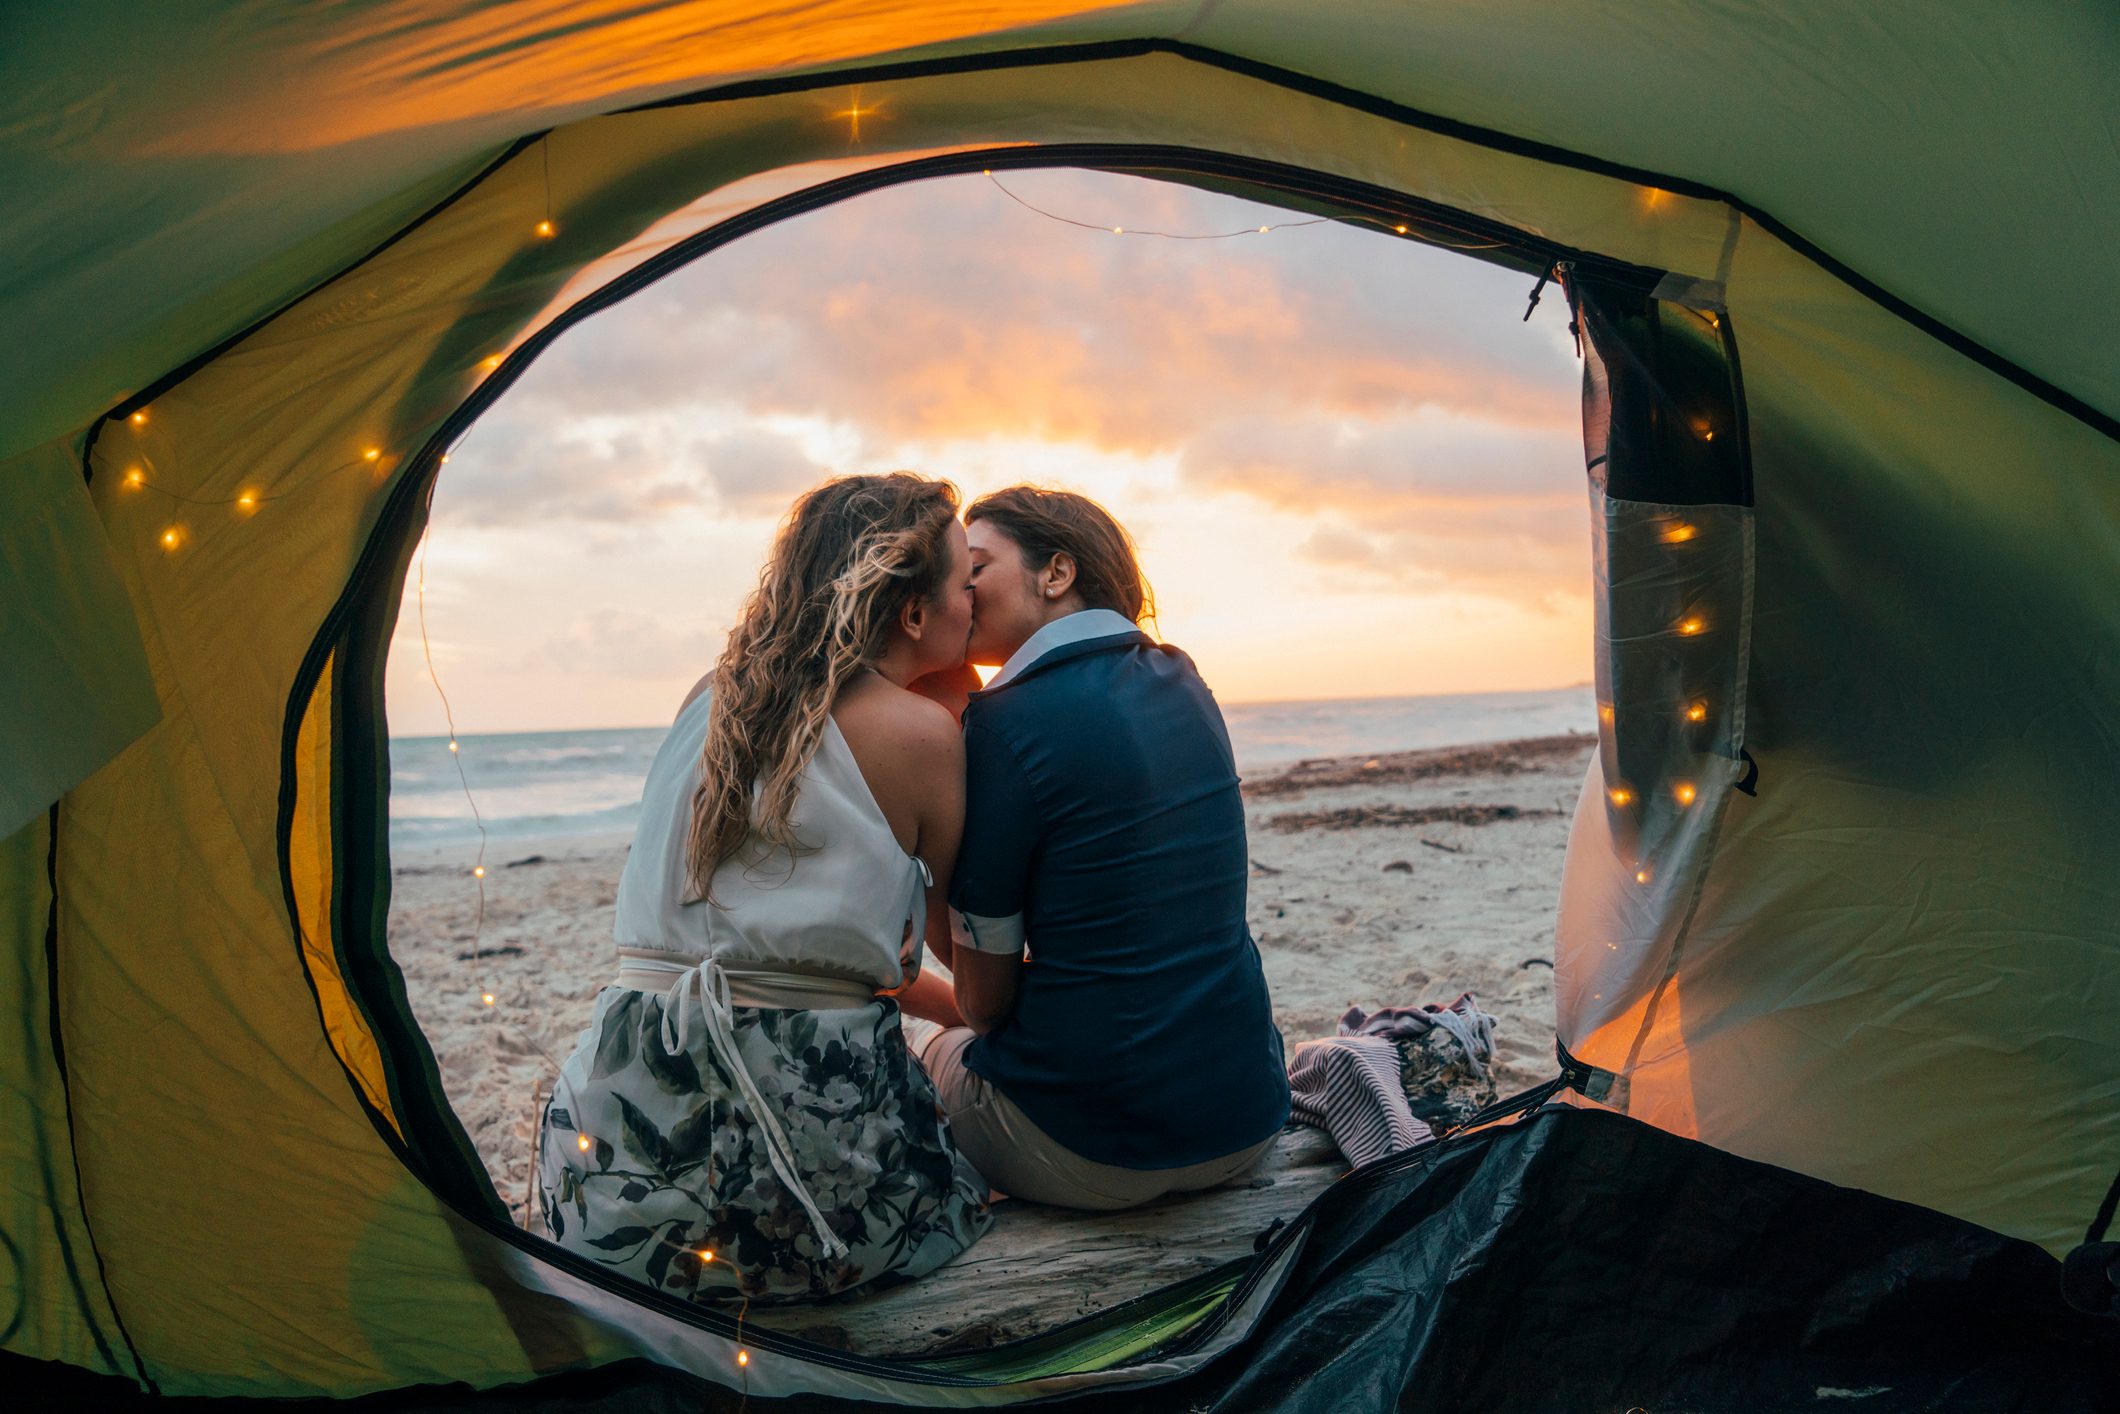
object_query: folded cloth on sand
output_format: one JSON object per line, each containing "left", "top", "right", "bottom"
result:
{"left": 1289, "top": 993, "right": 1499, "bottom": 1168}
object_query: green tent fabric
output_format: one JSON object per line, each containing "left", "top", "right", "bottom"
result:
{"left": 2, "top": 3, "right": 2115, "bottom": 1402}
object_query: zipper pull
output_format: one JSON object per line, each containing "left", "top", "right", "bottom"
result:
{"left": 1522, "top": 267, "right": 1550, "bottom": 322}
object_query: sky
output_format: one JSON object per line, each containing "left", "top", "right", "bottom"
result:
{"left": 385, "top": 168, "right": 1592, "bottom": 737}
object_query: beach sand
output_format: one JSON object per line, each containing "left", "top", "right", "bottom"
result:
{"left": 388, "top": 733, "right": 1595, "bottom": 1226}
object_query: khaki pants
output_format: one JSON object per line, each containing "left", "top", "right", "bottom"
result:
{"left": 914, "top": 1024, "right": 1274, "bottom": 1211}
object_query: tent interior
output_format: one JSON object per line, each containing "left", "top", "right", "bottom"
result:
{"left": 4, "top": 6, "right": 2117, "bottom": 1407}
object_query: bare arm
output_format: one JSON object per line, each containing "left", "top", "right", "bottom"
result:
{"left": 953, "top": 940, "right": 1022, "bottom": 1036}
{"left": 912, "top": 713, "right": 967, "bottom": 972}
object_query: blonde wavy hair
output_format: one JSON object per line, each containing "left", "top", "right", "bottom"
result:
{"left": 686, "top": 473, "right": 961, "bottom": 902}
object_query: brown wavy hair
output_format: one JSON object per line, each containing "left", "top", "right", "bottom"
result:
{"left": 686, "top": 473, "right": 961, "bottom": 901}
{"left": 964, "top": 485, "right": 1154, "bottom": 623}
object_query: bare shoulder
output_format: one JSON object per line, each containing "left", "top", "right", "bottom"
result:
{"left": 838, "top": 679, "right": 961, "bottom": 762}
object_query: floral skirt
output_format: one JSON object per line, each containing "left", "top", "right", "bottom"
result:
{"left": 536, "top": 987, "right": 990, "bottom": 1304}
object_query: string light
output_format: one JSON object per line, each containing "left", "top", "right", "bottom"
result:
{"left": 1661, "top": 521, "right": 1699, "bottom": 543}
{"left": 984, "top": 171, "right": 1335, "bottom": 241}
{"left": 363, "top": 447, "right": 381, "bottom": 462}
{"left": 160, "top": 526, "right": 183, "bottom": 551}
{"left": 130, "top": 409, "right": 148, "bottom": 427}
{"left": 1685, "top": 701, "right": 1708, "bottom": 723}
{"left": 1677, "top": 616, "right": 1706, "bottom": 636}
{"left": 124, "top": 468, "right": 144, "bottom": 488}
{"left": 577, "top": 1133, "right": 591, "bottom": 1151}
{"left": 412, "top": 490, "right": 565, "bottom": 1087}
{"left": 737, "top": 1351, "right": 749, "bottom": 1368}
{"left": 1607, "top": 787, "right": 1634, "bottom": 807}
{"left": 235, "top": 490, "right": 259, "bottom": 514}
{"left": 1635, "top": 867, "right": 1653, "bottom": 884}
{"left": 1674, "top": 782, "right": 1697, "bottom": 806}
{"left": 534, "top": 219, "right": 557, "bottom": 239}
{"left": 1598, "top": 703, "right": 1614, "bottom": 725}
{"left": 979, "top": 171, "right": 1502, "bottom": 252}
{"left": 831, "top": 91, "right": 880, "bottom": 140}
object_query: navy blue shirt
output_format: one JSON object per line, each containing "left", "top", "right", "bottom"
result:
{"left": 950, "top": 625, "right": 1289, "bottom": 1170}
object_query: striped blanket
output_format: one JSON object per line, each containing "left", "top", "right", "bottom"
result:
{"left": 1287, "top": 993, "right": 1498, "bottom": 1168}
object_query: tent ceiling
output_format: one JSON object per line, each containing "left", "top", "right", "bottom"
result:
{"left": 3, "top": 2, "right": 2114, "bottom": 461}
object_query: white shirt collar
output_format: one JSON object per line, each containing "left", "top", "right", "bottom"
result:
{"left": 984, "top": 608, "right": 1142, "bottom": 690}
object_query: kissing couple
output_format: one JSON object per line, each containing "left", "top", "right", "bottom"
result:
{"left": 538, "top": 474, "right": 1290, "bottom": 1305}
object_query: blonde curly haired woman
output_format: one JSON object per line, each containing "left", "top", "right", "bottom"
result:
{"left": 537, "top": 473, "right": 990, "bottom": 1304}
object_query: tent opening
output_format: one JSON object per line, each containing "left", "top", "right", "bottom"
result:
{"left": 372, "top": 163, "right": 1609, "bottom": 1355}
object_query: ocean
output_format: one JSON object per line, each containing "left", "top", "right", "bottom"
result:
{"left": 389, "top": 684, "right": 1595, "bottom": 850}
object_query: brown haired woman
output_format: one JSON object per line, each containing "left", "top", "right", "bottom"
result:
{"left": 922, "top": 486, "right": 1290, "bottom": 1210}
{"left": 537, "top": 473, "right": 990, "bottom": 1303}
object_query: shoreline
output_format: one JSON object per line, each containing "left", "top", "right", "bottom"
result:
{"left": 389, "top": 733, "right": 1594, "bottom": 1222}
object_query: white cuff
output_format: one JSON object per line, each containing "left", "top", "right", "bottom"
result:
{"left": 958, "top": 909, "right": 1027, "bottom": 956}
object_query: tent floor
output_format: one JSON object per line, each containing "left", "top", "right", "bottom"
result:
{"left": 525, "top": 1121, "right": 1345, "bottom": 1356}
{"left": 18, "top": 1109, "right": 2118, "bottom": 1409}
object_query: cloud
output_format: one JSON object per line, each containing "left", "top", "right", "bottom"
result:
{"left": 699, "top": 425, "right": 832, "bottom": 515}
{"left": 533, "top": 608, "right": 722, "bottom": 680}
{"left": 433, "top": 411, "right": 830, "bottom": 527}
{"left": 1179, "top": 408, "right": 1588, "bottom": 605}
{"left": 483, "top": 168, "right": 1581, "bottom": 461}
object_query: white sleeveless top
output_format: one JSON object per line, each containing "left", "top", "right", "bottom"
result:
{"left": 613, "top": 688, "right": 929, "bottom": 990}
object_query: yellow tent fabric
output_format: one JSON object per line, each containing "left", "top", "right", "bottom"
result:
{"left": 2, "top": 4, "right": 2114, "bottom": 1401}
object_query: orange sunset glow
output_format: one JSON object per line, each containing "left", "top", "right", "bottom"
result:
{"left": 386, "top": 168, "right": 1591, "bottom": 735}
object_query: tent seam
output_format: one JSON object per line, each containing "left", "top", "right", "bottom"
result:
{"left": 41, "top": 804, "right": 158, "bottom": 1393}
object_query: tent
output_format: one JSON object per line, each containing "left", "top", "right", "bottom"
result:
{"left": 3, "top": 3, "right": 2116, "bottom": 1405}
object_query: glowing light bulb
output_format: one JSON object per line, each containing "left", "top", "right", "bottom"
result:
{"left": 160, "top": 527, "right": 181, "bottom": 550}
{"left": 1685, "top": 701, "right": 1708, "bottom": 723}
{"left": 235, "top": 491, "right": 258, "bottom": 513}
{"left": 1677, "top": 616, "right": 1706, "bottom": 636}
{"left": 1394, "top": 224, "right": 1409, "bottom": 234}
{"left": 440, "top": 453, "right": 450, "bottom": 464}
{"left": 447, "top": 740, "right": 459, "bottom": 752}
{"left": 481, "top": 991, "right": 495, "bottom": 1006}
{"left": 363, "top": 448, "right": 381, "bottom": 462}
{"left": 472, "top": 864, "right": 485, "bottom": 878}
{"left": 1703, "top": 430, "right": 1716, "bottom": 442}
{"left": 124, "top": 468, "right": 144, "bottom": 488}
{"left": 1635, "top": 868, "right": 1652, "bottom": 884}
{"left": 481, "top": 355, "right": 502, "bottom": 371}
{"left": 1607, "top": 787, "right": 1634, "bottom": 807}
{"left": 1674, "top": 782, "right": 1698, "bottom": 806}
{"left": 577, "top": 1133, "right": 591, "bottom": 1151}
{"left": 1111, "top": 226, "right": 1123, "bottom": 235}
{"left": 1661, "top": 522, "right": 1698, "bottom": 543}
{"left": 1706, "top": 312, "right": 1720, "bottom": 328}
{"left": 1257, "top": 225, "right": 1269, "bottom": 234}
{"left": 737, "top": 1351, "right": 749, "bottom": 1368}
{"left": 130, "top": 409, "right": 148, "bottom": 427}
{"left": 1598, "top": 703, "right": 1615, "bottom": 725}
{"left": 699, "top": 1249, "right": 715, "bottom": 1262}
{"left": 534, "top": 219, "right": 556, "bottom": 238}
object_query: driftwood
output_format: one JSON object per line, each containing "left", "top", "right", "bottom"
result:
{"left": 518, "top": 1094, "right": 1347, "bottom": 1357}
{"left": 748, "top": 1125, "right": 1345, "bottom": 1356}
